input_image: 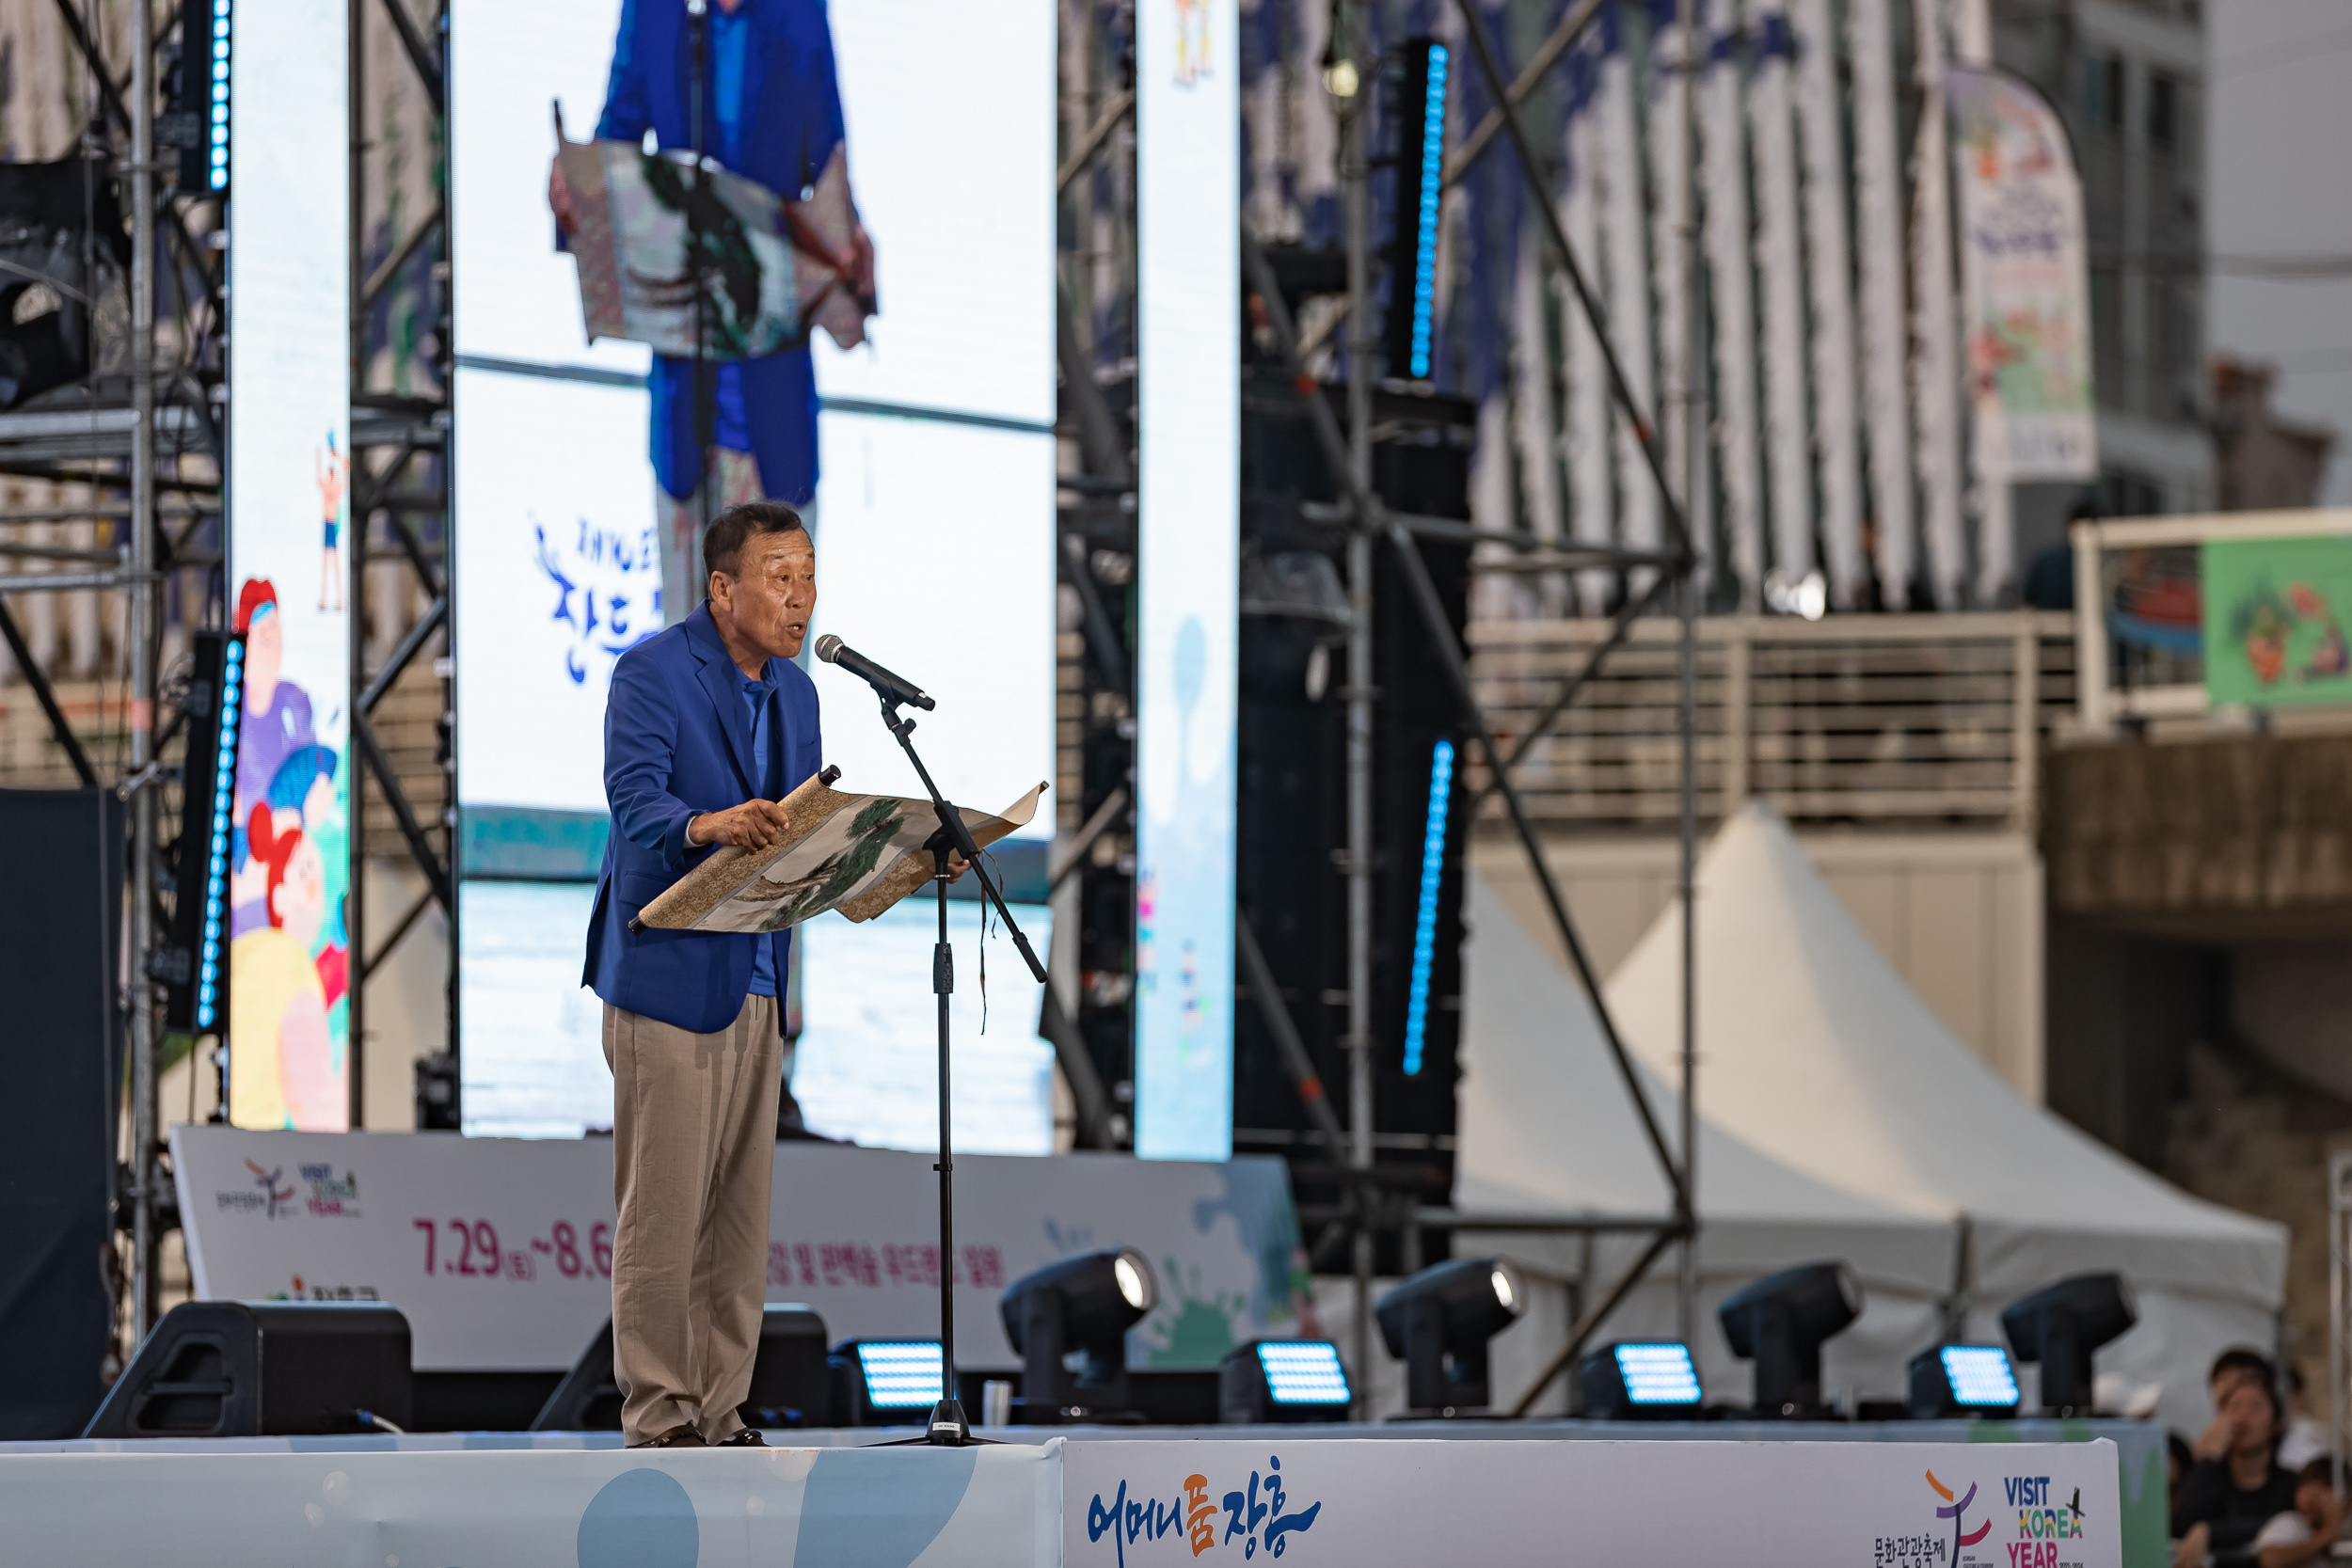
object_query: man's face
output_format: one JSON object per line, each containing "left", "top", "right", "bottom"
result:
{"left": 712, "top": 532, "right": 817, "bottom": 662}
{"left": 2222, "top": 1381, "right": 2278, "bottom": 1453}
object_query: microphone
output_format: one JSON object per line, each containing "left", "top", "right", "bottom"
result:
{"left": 813, "top": 633, "right": 935, "bottom": 711}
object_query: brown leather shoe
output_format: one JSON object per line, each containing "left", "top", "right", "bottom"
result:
{"left": 630, "top": 1423, "right": 707, "bottom": 1449}
{"left": 716, "top": 1428, "right": 766, "bottom": 1447}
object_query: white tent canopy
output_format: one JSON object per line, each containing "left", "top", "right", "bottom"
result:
{"left": 1601, "top": 801, "right": 2287, "bottom": 1433}
{"left": 1456, "top": 870, "right": 1956, "bottom": 1413}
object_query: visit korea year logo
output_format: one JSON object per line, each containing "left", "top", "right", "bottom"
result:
{"left": 1874, "top": 1470, "right": 2088, "bottom": 1568}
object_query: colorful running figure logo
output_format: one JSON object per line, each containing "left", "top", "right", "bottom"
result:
{"left": 1929, "top": 1469, "right": 1993, "bottom": 1560}
{"left": 315, "top": 430, "right": 348, "bottom": 611}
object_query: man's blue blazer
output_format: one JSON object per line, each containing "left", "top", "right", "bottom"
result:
{"left": 583, "top": 603, "right": 821, "bottom": 1034}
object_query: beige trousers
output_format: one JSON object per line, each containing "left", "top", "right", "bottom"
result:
{"left": 603, "top": 993, "right": 783, "bottom": 1445}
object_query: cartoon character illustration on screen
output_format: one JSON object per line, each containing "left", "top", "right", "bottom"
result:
{"left": 229, "top": 578, "right": 315, "bottom": 940}
{"left": 230, "top": 801, "right": 343, "bottom": 1132}
{"left": 316, "top": 432, "right": 348, "bottom": 612}
{"left": 266, "top": 743, "right": 350, "bottom": 1014}
{"left": 1175, "top": 0, "right": 1211, "bottom": 83}
{"left": 549, "top": 0, "right": 875, "bottom": 629}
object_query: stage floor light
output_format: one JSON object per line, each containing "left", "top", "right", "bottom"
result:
{"left": 1577, "top": 1340, "right": 1704, "bottom": 1420}
{"left": 1218, "top": 1338, "right": 1352, "bottom": 1424}
{"left": 2001, "top": 1272, "right": 2135, "bottom": 1417}
{"left": 1908, "top": 1343, "right": 2021, "bottom": 1418}
{"left": 829, "top": 1338, "right": 945, "bottom": 1427}
{"left": 1375, "top": 1257, "right": 1526, "bottom": 1416}
{"left": 1717, "top": 1260, "right": 1860, "bottom": 1418}
{"left": 999, "top": 1246, "right": 1157, "bottom": 1424}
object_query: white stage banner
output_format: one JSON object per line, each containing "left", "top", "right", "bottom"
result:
{"left": 0, "top": 1436, "right": 2120, "bottom": 1568}
{"left": 170, "top": 1128, "right": 1305, "bottom": 1372}
{"left": 1063, "top": 1438, "right": 2124, "bottom": 1568}
{"left": 4, "top": 1444, "right": 1056, "bottom": 1568}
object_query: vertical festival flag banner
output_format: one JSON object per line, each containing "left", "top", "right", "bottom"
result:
{"left": 226, "top": 0, "right": 352, "bottom": 1130}
{"left": 1135, "top": 0, "right": 1238, "bottom": 1160}
{"left": 1948, "top": 65, "right": 2097, "bottom": 482}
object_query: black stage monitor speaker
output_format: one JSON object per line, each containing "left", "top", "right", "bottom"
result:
{"left": 0, "top": 787, "right": 122, "bottom": 1439}
{"left": 532, "top": 1305, "right": 830, "bottom": 1432}
{"left": 83, "top": 1301, "right": 412, "bottom": 1438}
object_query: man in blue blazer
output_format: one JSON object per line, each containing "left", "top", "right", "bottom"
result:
{"left": 582, "top": 501, "right": 820, "bottom": 1449}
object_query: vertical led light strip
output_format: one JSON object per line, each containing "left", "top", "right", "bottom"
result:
{"left": 1134, "top": 0, "right": 1238, "bottom": 1161}
{"left": 204, "top": 0, "right": 230, "bottom": 191}
{"left": 1408, "top": 44, "right": 1449, "bottom": 379}
{"left": 1402, "top": 739, "right": 1455, "bottom": 1077}
{"left": 225, "top": 0, "right": 351, "bottom": 1131}
{"left": 195, "top": 637, "right": 246, "bottom": 1032}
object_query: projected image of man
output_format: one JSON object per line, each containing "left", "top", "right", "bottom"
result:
{"left": 551, "top": 0, "right": 875, "bottom": 628}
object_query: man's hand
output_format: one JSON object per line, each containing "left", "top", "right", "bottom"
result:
{"left": 549, "top": 158, "right": 577, "bottom": 235}
{"left": 850, "top": 224, "right": 876, "bottom": 303}
{"left": 944, "top": 848, "right": 971, "bottom": 884}
{"left": 2173, "top": 1523, "right": 2208, "bottom": 1568}
{"left": 689, "top": 800, "right": 792, "bottom": 850}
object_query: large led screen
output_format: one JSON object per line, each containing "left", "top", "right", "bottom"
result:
{"left": 225, "top": 0, "right": 352, "bottom": 1131}
{"left": 1133, "top": 0, "right": 1239, "bottom": 1159}
{"left": 450, "top": 0, "right": 1055, "bottom": 1143}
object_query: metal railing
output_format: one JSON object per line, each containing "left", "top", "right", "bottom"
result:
{"left": 1468, "top": 611, "right": 2076, "bottom": 831}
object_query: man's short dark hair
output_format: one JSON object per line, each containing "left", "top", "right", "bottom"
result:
{"left": 2210, "top": 1348, "right": 2277, "bottom": 1389}
{"left": 703, "top": 501, "right": 806, "bottom": 584}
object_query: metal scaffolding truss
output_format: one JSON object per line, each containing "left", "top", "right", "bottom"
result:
{"left": 1049, "top": 0, "right": 1706, "bottom": 1414}
{"left": 0, "top": 0, "right": 458, "bottom": 1340}
{"left": 343, "top": 0, "right": 456, "bottom": 1141}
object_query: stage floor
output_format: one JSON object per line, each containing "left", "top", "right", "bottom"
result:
{"left": 1, "top": 1419, "right": 2160, "bottom": 1567}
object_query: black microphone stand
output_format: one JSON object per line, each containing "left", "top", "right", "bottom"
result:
{"left": 869, "top": 691, "right": 1046, "bottom": 1446}
{"left": 686, "top": 0, "right": 714, "bottom": 565}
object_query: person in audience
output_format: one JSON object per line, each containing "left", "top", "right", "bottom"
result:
{"left": 2174, "top": 1377, "right": 2340, "bottom": 1568}
{"left": 2278, "top": 1366, "right": 2331, "bottom": 1472}
{"left": 2248, "top": 1460, "right": 2340, "bottom": 1568}
{"left": 2198, "top": 1350, "right": 2281, "bottom": 1463}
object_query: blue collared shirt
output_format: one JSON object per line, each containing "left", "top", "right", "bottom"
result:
{"left": 740, "top": 667, "right": 781, "bottom": 997}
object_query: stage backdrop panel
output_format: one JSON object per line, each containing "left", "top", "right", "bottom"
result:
{"left": 455, "top": 886, "right": 1058, "bottom": 1153}
{"left": 225, "top": 0, "right": 351, "bottom": 1132}
{"left": 449, "top": 0, "right": 1057, "bottom": 1136}
{"left": 170, "top": 1128, "right": 1305, "bottom": 1373}
{"left": 1134, "top": 0, "right": 1240, "bottom": 1161}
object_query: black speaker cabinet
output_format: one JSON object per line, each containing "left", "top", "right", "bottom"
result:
{"left": 83, "top": 1301, "right": 413, "bottom": 1438}
{"left": 532, "top": 1305, "right": 830, "bottom": 1431}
